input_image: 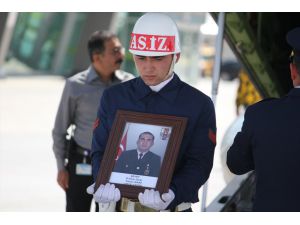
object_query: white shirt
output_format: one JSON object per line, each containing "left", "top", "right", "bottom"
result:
{"left": 149, "top": 73, "right": 174, "bottom": 92}
{"left": 137, "top": 150, "right": 147, "bottom": 159}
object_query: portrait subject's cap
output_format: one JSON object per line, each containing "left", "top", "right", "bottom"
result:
{"left": 286, "top": 27, "right": 300, "bottom": 62}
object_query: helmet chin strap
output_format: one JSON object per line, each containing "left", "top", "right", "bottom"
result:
{"left": 149, "top": 54, "right": 176, "bottom": 92}
{"left": 165, "top": 54, "right": 177, "bottom": 79}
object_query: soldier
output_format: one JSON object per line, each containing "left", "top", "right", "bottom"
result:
{"left": 227, "top": 27, "right": 300, "bottom": 211}
{"left": 87, "top": 13, "right": 216, "bottom": 212}
{"left": 113, "top": 132, "right": 161, "bottom": 177}
{"left": 52, "top": 30, "right": 133, "bottom": 211}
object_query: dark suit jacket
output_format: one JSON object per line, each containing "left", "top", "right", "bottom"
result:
{"left": 227, "top": 88, "right": 300, "bottom": 211}
{"left": 113, "top": 149, "right": 161, "bottom": 177}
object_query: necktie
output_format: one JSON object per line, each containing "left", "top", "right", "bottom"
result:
{"left": 138, "top": 153, "right": 143, "bottom": 160}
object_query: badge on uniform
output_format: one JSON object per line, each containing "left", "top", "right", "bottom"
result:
{"left": 144, "top": 164, "right": 150, "bottom": 176}
{"left": 76, "top": 163, "right": 92, "bottom": 176}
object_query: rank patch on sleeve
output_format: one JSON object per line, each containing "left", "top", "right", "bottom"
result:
{"left": 208, "top": 129, "right": 216, "bottom": 145}
{"left": 93, "top": 118, "right": 100, "bottom": 130}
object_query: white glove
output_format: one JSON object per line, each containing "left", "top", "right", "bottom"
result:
{"left": 87, "top": 183, "right": 121, "bottom": 203}
{"left": 138, "top": 189, "right": 175, "bottom": 211}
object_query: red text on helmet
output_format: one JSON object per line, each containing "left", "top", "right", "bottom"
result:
{"left": 130, "top": 33, "right": 175, "bottom": 52}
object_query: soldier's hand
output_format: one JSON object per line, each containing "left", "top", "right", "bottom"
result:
{"left": 57, "top": 170, "right": 69, "bottom": 190}
{"left": 87, "top": 183, "right": 121, "bottom": 203}
{"left": 138, "top": 189, "right": 175, "bottom": 211}
{"left": 86, "top": 183, "right": 95, "bottom": 195}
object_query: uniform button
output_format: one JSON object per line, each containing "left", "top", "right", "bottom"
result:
{"left": 125, "top": 165, "right": 128, "bottom": 167}
{"left": 136, "top": 167, "right": 140, "bottom": 170}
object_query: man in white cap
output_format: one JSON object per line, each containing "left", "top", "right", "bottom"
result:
{"left": 88, "top": 13, "right": 216, "bottom": 212}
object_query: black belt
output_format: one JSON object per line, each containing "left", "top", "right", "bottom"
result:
{"left": 76, "top": 145, "right": 91, "bottom": 156}
{"left": 67, "top": 137, "right": 90, "bottom": 157}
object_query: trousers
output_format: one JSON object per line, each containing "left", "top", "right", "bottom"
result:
{"left": 65, "top": 144, "right": 97, "bottom": 212}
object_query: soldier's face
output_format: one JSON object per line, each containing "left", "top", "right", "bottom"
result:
{"left": 137, "top": 134, "right": 154, "bottom": 153}
{"left": 133, "top": 54, "right": 173, "bottom": 86}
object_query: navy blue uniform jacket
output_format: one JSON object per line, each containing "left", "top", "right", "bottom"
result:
{"left": 113, "top": 149, "right": 161, "bottom": 177}
{"left": 91, "top": 74, "right": 216, "bottom": 209}
{"left": 227, "top": 88, "right": 300, "bottom": 211}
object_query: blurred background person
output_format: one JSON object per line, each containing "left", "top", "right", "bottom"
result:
{"left": 52, "top": 30, "right": 133, "bottom": 212}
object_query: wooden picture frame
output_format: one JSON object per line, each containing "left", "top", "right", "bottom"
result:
{"left": 95, "top": 110, "right": 187, "bottom": 199}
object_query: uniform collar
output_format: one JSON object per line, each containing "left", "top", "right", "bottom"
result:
{"left": 149, "top": 73, "right": 174, "bottom": 92}
{"left": 288, "top": 87, "right": 300, "bottom": 97}
{"left": 137, "top": 150, "right": 147, "bottom": 156}
{"left": 134, "top": 73, "right": 182, "bottom": 104}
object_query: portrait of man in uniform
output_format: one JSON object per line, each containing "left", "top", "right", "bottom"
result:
{"left": 113, "top": 131, "right": 161, "bottom": 177}
{"left": 108, "top": 122, "right": 172, "bottom": 188}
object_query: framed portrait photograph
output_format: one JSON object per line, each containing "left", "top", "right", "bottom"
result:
{"left": 95, "top": 110, "right": 187, "bottom": 199}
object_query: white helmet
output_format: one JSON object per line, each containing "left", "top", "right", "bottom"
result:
{"left": 129, "top": 13, "right": 181, "bottom": 57}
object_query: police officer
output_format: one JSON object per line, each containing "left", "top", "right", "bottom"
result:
{"left": 227, "top": 27, "right": 300, "bottom": 211}
{"left": 52, "top": 30, "right": 133, "bottom": 212}
{"left": 113, "top": 132, "right": 161, "bottom": 177}
{"left": 87, "top": 13, "right": 216, "bottom": 212}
